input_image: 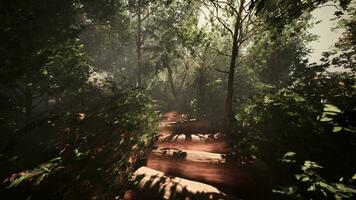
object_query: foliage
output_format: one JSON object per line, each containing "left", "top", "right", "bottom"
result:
{"left": 2, "top": 86, "right": 158, "bottom": 199}
{"left": 295, "top": 160, "right": 356, "bottom": 199}
{"left": 5, "top": 157, "right": 63, "bottom": 188}
{"left": 319, "top": 103, "right": 356, "bottom": 133}
{"left": 0, "top": 0, "right": 127, "bottom": 82}
{"left": 232, "top": 4, "right": 356, "bottom": 198}
{"left": 235, "top": 78, "right": 356, "bottom": 198}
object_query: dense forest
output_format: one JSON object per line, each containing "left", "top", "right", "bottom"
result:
{"left": 0, "top": 0, "right": 355, "bottom": 199}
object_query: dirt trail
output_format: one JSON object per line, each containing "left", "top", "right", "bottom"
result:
{"left": 124, "top": 112, "right": 271, "bottom": 200}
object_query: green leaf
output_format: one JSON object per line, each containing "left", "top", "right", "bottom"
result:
{"left": 352, "top": 173, "right": 356, "bottom": 180}
{"left": 333, "top": 126, "right": 343, "bottom": 132}
{"left": 308, "top": 185, "right": 316, "bottom": 191}
{"left": 8, "top": 176, "right": 27, "bottom": 188}
{"left": 335, "top": 183, "right": 356, "bottom": 193}
{"left": 284, "top": 151, "right": 296, "bottom": 157}
{"left": 320, "top": 117, "right": 333, "bottom": 122}
{"left": 322, "top": 112, "right": 338, "bottom": 116}
{"left": 295, "top": 174, "right": 302, "bottom": 180}
{"left": 323, "top": 104, "right": 341, "bottom": 113}
{"left": 42, "top": 70, "right": 48, "bottom": 75}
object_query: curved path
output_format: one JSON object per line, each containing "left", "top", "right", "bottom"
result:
{"left": 124, "top": 112, "right": 271, "bottom": 200}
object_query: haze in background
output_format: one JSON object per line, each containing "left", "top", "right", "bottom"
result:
{"left": 308, "top": 5, "right": 343, "bottom": 63}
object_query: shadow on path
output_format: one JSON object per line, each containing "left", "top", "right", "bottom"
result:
{"left": 125, "top": 111, "right": 272, "bottom": 200}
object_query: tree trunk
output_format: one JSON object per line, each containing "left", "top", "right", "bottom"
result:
{"left": 225, "top": 1, "right": 244, "bottom": 137}
{"left": 225, "top": 32, "right": 239, "bottom": 136}
{"left": 136, "top": 0, "right": 142, "bottom": 87}
{"left": 166, "top": 63, "right": 178, "bottom": 102}
{"left": 196, "top": 69, "right": 207, "bottom": 117}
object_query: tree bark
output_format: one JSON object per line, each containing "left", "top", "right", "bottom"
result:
{"left": 197, "top": 68, "right": 207, "bottom": 117}
{"left": 225, "top": 27, "right": 239, "bottom": 136}
{"left": 136, "top": 0, "right": 142, "bottom": 87}
{"left": 166, "top": 63, "right": 178, "bottom": 102}
{"left": 225, "top": 1, "right": 244, "bottom": 136}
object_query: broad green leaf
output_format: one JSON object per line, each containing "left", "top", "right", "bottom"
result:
{"left": 323, "top": 104, "right": 341, "bottom": 113}
{"left": 284, "top": 152, "right": 296, "bottom": 157}
{"left": 320, "top": 117, "right": 333, "bottom": 122}
{"left": 322, "top": 112, "right": 338, "bottom": 116}
{"left": 335, "top": 183, "right": 356, "bottom": 193}
{"left": 333, "top": 126, "right": 343, "bottom": 132}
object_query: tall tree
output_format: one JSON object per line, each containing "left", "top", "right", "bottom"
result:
{"left": 202, "top": 0, "right": 343, "bottom": 136}
{"left": 202, "top": 0, "right": 267, "bottom": 136}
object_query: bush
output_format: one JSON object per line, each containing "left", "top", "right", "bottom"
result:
{"left": 1, "top": 87, "right": 158, "bottom": 200}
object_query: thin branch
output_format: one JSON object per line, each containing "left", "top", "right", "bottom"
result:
{"left": 239, "top": 25, "right": 267, "bottom": 45}
{"left": 318, "top": 4, "right": 342, "bottom": 10}
{"left": 216, "top": 15, "right": 234, "bottom": 36}
{"left": 236, "top": 55, "right": 248, "bottom": 65}
{"left": 209, "top": 46, "right": 231, "bottom": 57}
{"left": 204, "top": 0, "right": 234, "bottom": 36}
{"left": 236, "top": 0, "right": 245, "bottom": 45}
{"left": 214, "top": 4, "right": 234, "bottom": 36}
{"left": 242, "top": 3, "right": 257, "bottom": 24}
{"left": 212, "top": 0, "right": 239, "bottom": 16}
{"left": 243, "top": 0, "right": 253, "bottom": 10}
{"left": 141, "top": 7, "right": 156, "bottom": 21}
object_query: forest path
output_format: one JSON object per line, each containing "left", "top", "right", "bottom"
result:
{"left": 124, "top": 112, "right": 272, "bottom": 200}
